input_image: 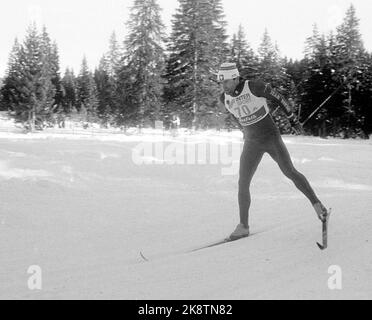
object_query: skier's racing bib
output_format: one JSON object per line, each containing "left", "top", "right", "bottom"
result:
{"left": 224, "top": 81, "right": 270, "bottom": 127}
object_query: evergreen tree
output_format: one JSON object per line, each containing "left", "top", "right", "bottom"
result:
{"left": 0, "top": 25, "right": 60, "bottom": 128}
{"left": 208, "top": 0, "right": 230, "bottom": 68}
{"left": 283, "top": 58, "right": 304, "bottom": 111}
{"left": 76, "top": 57, "right": 99, "bottom": 124}
{"left": 304, "top": 24, "right": 322, "bottom": 60}
{"left": 61, "top": 68, "right": 77, "bottom": 114}
{"left": 229, "top": 25, "right": 259, "bottom": 79}
{"left": 284, "top": 57, "right": 311, "bottom": 129}
{"left": 295, "top": 25, "right": 343, "bottom": 136}
{"left": 106, "top": 31, "right": 122, "bottom": 80}
{"left": 115, "top": 64, "right": 139, "bottom": 126}
{"left": 0, "top": 38, "right": 23, "bottom": 111}
{"left": 301, "top": 31, "right": 337, "bottom": 134}
{"left": 335, "top": 5, "right": 364, "bottom": 75}
{"left": 50, "top": 42, "right": 63, "bottom": 110}
{"left": 353, "top": 51, "right": 372, "bottom": 138}
{"left": 163, "top": 0, "right": 229, "bottom": 128}
{"left": 333, "top": 4, "right": 366, "bottom": 136}
{"left": 120, "top": 0, "right": 166, "bottom": 127}
{"left": 40, "top": 27, "right": 63, "bottom": 120}
{"left": 94, "top": 57, "right": 116, "bottom": 126}
{"left": 257, "top": 29, "right": 291, "bottom": 132}
{"left": 257, "top": 29, "right": 287, "bottom": 87}
{"left": 17, "top": 23, "right": 56, "bottom": 129}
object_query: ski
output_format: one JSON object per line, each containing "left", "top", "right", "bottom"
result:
{"left": 139, "top": 235, "right": 253, "bottom": 262}
{"left": 191, "top": 235, "right": 252, "bottom": 252}
{"left": 140, "top": 251, "right": 149, "bottom": 262}
{"left": 317, "top": 208, "right": 331, "bottom": 250}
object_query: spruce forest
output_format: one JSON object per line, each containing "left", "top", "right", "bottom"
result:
{"left": 0, "top": 0, "right": 371, "bottom": 138}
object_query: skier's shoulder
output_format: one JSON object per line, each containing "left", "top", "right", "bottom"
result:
{"left": 247, "top": 79, "right": 267, "bottom": 97}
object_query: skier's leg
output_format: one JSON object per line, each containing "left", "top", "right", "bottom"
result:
{"left": 267, "top": 135, "right": 320, "bottom": 205}
{"left": 238, "top": 140, "right": 264, "bottom": 228}
{"left": 269, "top": 137, "right": 329, "bottom": 221}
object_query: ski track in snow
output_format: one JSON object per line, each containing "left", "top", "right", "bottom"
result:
{"left": 314, "top": 178, "right": 372, "bottom": 191}
{"left": 0, "top": 130, "right": 371, "bottom": 300}
{"left": 0, "top": 160, "right": 52, "bottom": 180}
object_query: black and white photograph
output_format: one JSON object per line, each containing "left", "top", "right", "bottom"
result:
{"left": 0, "top": 0, "right": 371, "bottom": 303}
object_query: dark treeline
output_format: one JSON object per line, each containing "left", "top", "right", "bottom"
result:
{"left": 0, "top": 0, "right": 371, "bottom": 138}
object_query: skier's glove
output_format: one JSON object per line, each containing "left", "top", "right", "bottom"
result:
{"left": 288, "top": 114, "right": 304, "bottom": 135}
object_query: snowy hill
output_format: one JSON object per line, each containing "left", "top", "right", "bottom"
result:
{"left": 0, "top": 130, "right": 371, "bottom": 299}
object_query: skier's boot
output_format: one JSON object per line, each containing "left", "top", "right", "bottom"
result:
{"left": 228, "top": 223, "right": 250, "bottom": 241}
{"left": 314, "top": 202, "right": 329, "bottom": 222}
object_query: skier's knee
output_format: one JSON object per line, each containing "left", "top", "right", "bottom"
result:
{"left": 282, "top": 165, "right": 299, "bottom": 180}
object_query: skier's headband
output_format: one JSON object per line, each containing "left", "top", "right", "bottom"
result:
{"left": 218, "top": 63, "right": 240, "bottom": 82}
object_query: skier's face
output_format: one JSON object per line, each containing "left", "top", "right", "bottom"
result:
{"left": 222, "top": 78, "right": 238, "bottom": 96}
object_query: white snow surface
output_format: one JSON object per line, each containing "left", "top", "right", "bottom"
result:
{"left": 0, "top": 129, "right": 371, "bottom": 300}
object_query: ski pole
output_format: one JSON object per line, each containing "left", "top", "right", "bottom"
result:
{"left": 301, "top": 85, "right": 343, "bottom": 126}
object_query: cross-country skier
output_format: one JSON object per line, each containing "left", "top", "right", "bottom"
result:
{"left": 217, "top": 62, "right": 329, "bottom": 241}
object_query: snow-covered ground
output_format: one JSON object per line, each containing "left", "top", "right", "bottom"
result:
{"left": 0, "top": 129, "right": 371, "bottom": 300}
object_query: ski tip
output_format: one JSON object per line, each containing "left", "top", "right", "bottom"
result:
{"left": 317, "top": 242, "right": 327, "bottom": 250}
{"left": 140, "top": 251, "right": 149, "bottom": 262}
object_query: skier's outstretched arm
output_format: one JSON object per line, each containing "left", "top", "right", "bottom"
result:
{"left": 250, "top": 81, "right": 304, "bottom": 134}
